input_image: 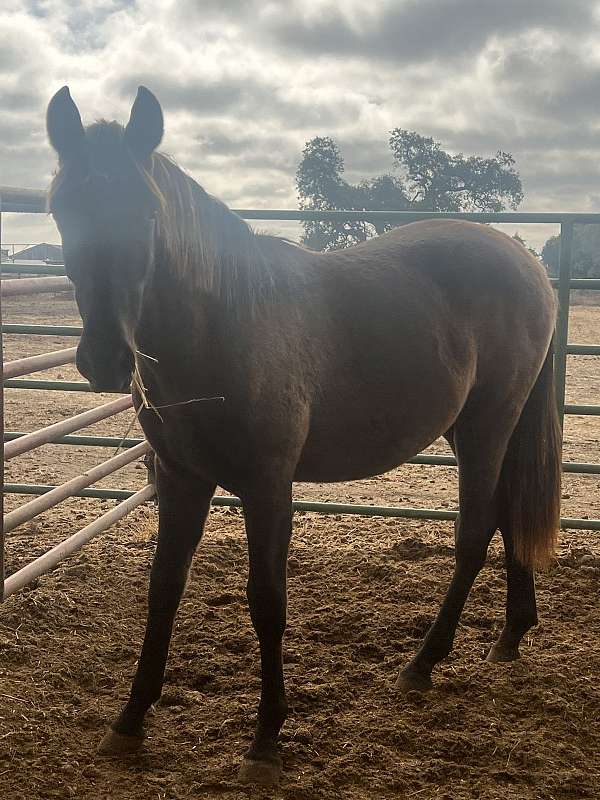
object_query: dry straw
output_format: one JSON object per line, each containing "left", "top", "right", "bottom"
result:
{"left": 113, "top": 351, "right": 225, "bottom": 455}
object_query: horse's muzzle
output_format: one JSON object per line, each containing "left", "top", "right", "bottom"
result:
{"left": 77, "top": 341, "right": 134, "bottom": 394}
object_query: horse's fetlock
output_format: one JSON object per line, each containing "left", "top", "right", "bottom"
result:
{"left": 517, "top": 610, "right": 538, "bottom": 630}
{"left": 505, "top": 609, "right": 538, "bottom": 639}
{"left": 257, "top": 699, "right": 288, "bottom": 740}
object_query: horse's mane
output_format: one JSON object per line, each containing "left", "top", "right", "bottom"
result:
{"left": 49, "top": 121, "right": 309, "bottom": 310}
{"left": 147, "top": 152, "right": 278, "bottom": 307}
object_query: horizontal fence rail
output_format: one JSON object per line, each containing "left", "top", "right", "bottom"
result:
{"left": 3, "top": 347, "right": 77, "bottom": 379}
{"left": 4, "top": 379, "right": 95, "bottom": 391}
{"left": 4, "top": 260, "right": 600, "bottom": 291}
{"left": 3, "top": 441, "right": 150, "bottom": 534}
{"left": 5, "top": 483, "right": 145, "bottom": 501}
{"left": 4, "top": 395, "right": 132, "bottom": 460}
{"left": 3, "top": 430, "right": 600, "bottom": 474}
{"left": 4, "top": 431, "right": 141, "bottom": 448}
{"left": 2, "top": 324, "right": 83, "bottom": 336}
{"left": 2, "top": 484, "right": 155, "bottom": 600}
{"left": 5, "top": 375, "right": 600, "bottom": 417}
{"left": 1, "top": 193, "right": 600, "bottom": 600}
{"left": 0, "top": 264, "right": 66, "bottom": 276}
{"left": 6, "top": 186, "right": 600, "bottom": 223}
{"left": 4, "top": 484, "right": 599, "bottom": 533}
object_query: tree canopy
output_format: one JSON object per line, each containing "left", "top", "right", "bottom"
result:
{"left": 513, "top": 232, "right": 540, "bottom": 260}
{"left": 296, "top": 130, "right": 524, "bottom": 250}
{"left": 542, "top": 226, "right": 600, "bottom": 278}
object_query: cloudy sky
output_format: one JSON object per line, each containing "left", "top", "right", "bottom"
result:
{"left": 2, "top": 0, "right": 600, "bottom": 250}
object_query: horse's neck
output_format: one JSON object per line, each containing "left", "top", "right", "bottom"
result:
{"left": 138, "top": 263, "right": 210, "bottom": 356}
{"left": 137, "top": 229, "right": 311, "bottom": 364}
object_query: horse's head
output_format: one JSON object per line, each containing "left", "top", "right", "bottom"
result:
{"left": 46, "top": 86, "right": 164, "bottom": 392}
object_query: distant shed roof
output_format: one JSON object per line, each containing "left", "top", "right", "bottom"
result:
{"left": 12, "top": 243, "right": 63, "bottom": 262}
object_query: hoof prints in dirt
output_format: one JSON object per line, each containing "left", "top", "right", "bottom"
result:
{"left": 1, "top": 510, "right": 600, "bottom": 799}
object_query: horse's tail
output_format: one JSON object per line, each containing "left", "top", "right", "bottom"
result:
{"left": 498, "top": 345, "right": 562, "bottom": 570}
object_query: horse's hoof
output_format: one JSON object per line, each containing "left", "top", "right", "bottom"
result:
{"left": 486, "top": 643, "right": 520, "bottom": 663}
{"left": 237, "top": 757, "right": 282, "bottom": 786}
{"left": 395, "top": 667, "right": 433, "bottom": 693}
{"left": 97, "top": 728, "right": 144, "bottom": 756}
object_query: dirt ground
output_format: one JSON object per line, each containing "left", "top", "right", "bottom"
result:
{"left": 0, "top": 293, "right": 599, "bottom": 799}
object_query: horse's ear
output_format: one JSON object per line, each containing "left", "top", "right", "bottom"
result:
{"left": 124, "top": 86, "right": 163, "bottom": 161}
{"left": 46, "top": 86, "right": 85, "bottom": 159}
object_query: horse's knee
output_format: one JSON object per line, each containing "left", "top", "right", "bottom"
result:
{"left": 246, "top": 580, "right": 287, "bottom": 639}
{"left": 148, "top": 570, "right": 190, "bottom": 615}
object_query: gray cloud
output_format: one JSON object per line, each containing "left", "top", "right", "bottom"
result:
{"left": 117, "top": 74, "right": 245, "bottom": 114}
{"left": 0, "top": 40, "right": 22, "bottom": 71}
{"left": 0, "top": 87, "right": 43, "bottom": 112}
{"left": 0, "top": 117, "right": 38, "bottom": 146}
{"left": 492, "top": 45, "right": 600, "bottom": 124}
{"left": 262, "top": 0, "right": 597, "bottom": 65}
{"left": 174, "top": 0, "right": 260, "bottom": 21}
{"left": 336, "top": 136, "right": 394, "bottom": 177}
{"left": 195, "top": 131, "right": 259, "bottom": 157}
{"left": 3, "top": 0, "right": 600, "bottom": 255}
{"left": 115, "top": 71, "right": 365, "bottom": 131}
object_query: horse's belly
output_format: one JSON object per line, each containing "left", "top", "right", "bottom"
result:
{"left": 294, "top": 443, "right": 427, "bottom": 482}
{"left": 294, "top": 403, "right": 457, "bottom": 483}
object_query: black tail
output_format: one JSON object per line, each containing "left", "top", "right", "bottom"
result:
{"left": 498, "top": 346, "right": 562, "bottom": 569}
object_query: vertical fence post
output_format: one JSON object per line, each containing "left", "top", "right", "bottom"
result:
{"left": 0, "top": 198, "right": 5, "bottom": 601}
{"left": 554, "top": 221, "right": 573, "bottom": 430}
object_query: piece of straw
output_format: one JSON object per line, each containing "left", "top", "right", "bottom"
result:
{"left": 113, "top": 353, "right": 225, "bottom": 455}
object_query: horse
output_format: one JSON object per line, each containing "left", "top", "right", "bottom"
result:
{"left": 45, "top": 85, "right": 561, "bottom": 786}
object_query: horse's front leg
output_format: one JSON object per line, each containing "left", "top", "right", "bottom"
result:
{"left": 237, "top": 479, "right": 293, "bottom": 786}
{"left": 99, "top": 462, "right": 215, "bottom": 754}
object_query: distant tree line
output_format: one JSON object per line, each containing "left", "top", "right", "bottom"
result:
{"left": 541, "top": 227, "right": 600, "bottom": 278}
{"left": 296, "top": 131, "right": 600, "bottom": 278}
{"left": 295, "top": 130, "right": 523, "bottom": 251}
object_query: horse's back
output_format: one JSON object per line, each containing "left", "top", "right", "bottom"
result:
{"left": 326, "top": 219, "right": 552, "bottom": 309}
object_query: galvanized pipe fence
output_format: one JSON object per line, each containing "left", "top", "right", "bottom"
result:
{"left": 1, "top": 187, "right": 599, "bottom": 600}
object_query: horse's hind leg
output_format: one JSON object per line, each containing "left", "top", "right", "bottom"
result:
{"left": 237, "top": 477, "right": 293, "bottom": 786}
{"left": 397, "top": 404, "right": 519, "bottom": 691}
{"left": 99, "top": 462, "right": 215, "bottom": 754}
{"left": 486, "top": 526, "right": 537, "bottom": 662}
{"left": 448, "top": 419, "right": 538, "bottom": 663}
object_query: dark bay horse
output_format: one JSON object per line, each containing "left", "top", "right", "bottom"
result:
{"left": 46, "top": 86, "right": 561, "bottom": 785}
